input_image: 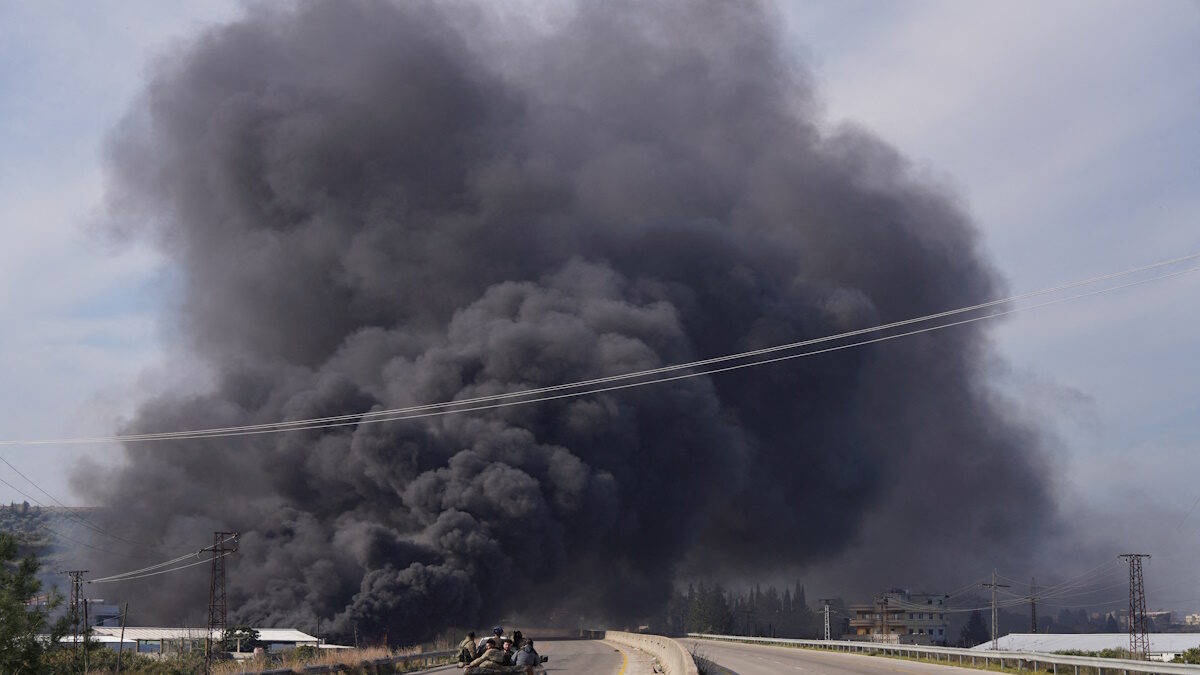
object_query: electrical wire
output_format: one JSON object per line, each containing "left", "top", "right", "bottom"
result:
{"left": 0, "top": 474, "right": 142, "bottom": 559}
{"left": 140, "top": 262, "right": 1192, "bottom": 439}
{"left": 0, "top": 455, "right": 164, "bottom": 553}
{"left": 1, "top": 252, "right": 1197, "bottom": 448}
{"left": 87, "top": 534, "right": 238, "bottom": 584}
{"left": 89, "top": 551, "right": 232, "bottom": 584}
{"left": 87, "top": 550, "right": 203, "bottom": 581}
{"left": 940, "top": 560, "right": 1126, "bottom": 613}
{"left": 944, "top": 577, "right": 994, "bottom": 599}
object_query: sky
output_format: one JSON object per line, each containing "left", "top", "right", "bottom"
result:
{"left": 0, "top": 0, "right": 1197, "bottom": 608}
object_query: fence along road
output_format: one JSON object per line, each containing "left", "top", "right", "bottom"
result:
{"left": 683, "top": 638, "right": 983, "bottom": 675}
{"left": 688, "top": 634, "right": 1200, "bottom": 675}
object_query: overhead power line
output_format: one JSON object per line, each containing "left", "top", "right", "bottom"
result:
{"left": 0, "top": 474, "right": 142, "bottom": 559}
{"left": 0, "top": 252, "right": 1197, "bottom": 448}
{"left": 0, "top": 456, "right": 163, "bottom": 553}
{"left": 89, "top": 552, "right": 231, "bottom": 584}
{"left": 89, "top": 534, "right": 239, "bottom": 584}
{"left": 947, "top": 560, "right": 1122, "bottom": 612}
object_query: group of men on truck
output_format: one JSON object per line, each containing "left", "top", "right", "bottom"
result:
{"left": 456, "top": 626, "right": 544, "bottom": 674}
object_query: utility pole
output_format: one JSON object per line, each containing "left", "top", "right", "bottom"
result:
{"left": 1119, "top": 554, "right": 1151, "bottom": 661}
{"left": 873, "top": 595, "right": 890, "bottom": 643}
{"left": 981, "top": 571, "right": 1010, "bottom": 651}
{"left": 1030, "top": 578, "right": 1038, "bottom": 634}
{"left": 60, "top": 570, "right": 88, "bottom": 660}
{"left": 205, "top": 532, "right": 239, "bottom": 674}
{"left": 116, "top": 603, "right": 128, "bottom": 675}
{"left": 83, "top": 599, "right": 90, "bottom": 674}
{"left": 819, "top": 599, "right": 837, "bottom": 641}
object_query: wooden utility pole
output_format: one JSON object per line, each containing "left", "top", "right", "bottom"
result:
{"left": 116, "top": 603, "right": 129, "bottom": 675}
{"left": 83, "top": 599, "right": 90, "bottom": 674}
{"left": 981, "top": 571, "right": 1010, "bottom": 651}
{"left": 1030, "top": 578, "right": 1038, "bottom": 633}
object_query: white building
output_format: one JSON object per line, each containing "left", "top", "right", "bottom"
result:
{"left": 972, "top": 633, "right": 1200, "bottom": 662}
{"left": 82, "top": 627, "right": 319, "bottom": 654}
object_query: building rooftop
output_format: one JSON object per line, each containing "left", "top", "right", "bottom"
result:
{"left": 972, "top": 633, "right": 1200, "bottom": 655}
{"left": 88, "top": 627, "right": 318, "bottom": 643}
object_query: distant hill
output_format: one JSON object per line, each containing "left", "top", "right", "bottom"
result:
{"left": 0, "top": 502, "right": 99, "bottom": 568}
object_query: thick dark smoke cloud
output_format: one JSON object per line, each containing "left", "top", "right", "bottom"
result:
{"left": 84, "top": 0, "right": 1053, "bottom": 639}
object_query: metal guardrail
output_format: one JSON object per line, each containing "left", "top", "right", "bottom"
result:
{"left": 688, "top": 634, "right": 1200, "bottom": 675}
{"left": 257, "top": 648, "right": 455, "bottom": 674}
{"left": 606, "top": 630, "right": 700, "bottom": 675}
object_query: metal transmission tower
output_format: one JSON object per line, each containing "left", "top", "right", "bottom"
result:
{"left": 1119, "top": 554, "right": 1151, "bottom": 660}
{"left": 981, "top": 571, "right": 1009, "bottom": 651}
{"left": 819, "top": 599, "right": 837, "bottom": 641}
{"left": 60, "top": 570, "right": 88, "bottom": 658}
{"left": 1030, "top": 578, "right": 1038, "bottom": 634}
{"left": 205, "top": 532, "right": 239, "bottom": 673}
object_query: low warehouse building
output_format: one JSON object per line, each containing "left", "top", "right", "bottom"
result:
{"left": 84, "top": 627, "right": 319, "bottom": 654}
{"left": 971, "top": 633, "right": 1200, "bottom": 662}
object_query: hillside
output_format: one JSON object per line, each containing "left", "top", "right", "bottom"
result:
{"left": 0, "top": 502, "right": 99, "bottom": 566}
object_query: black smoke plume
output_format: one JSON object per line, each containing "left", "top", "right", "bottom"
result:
{"left": 83, "top": 0, "right": 1052, "bottom": 639}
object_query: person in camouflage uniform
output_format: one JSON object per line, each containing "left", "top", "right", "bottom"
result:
{"left": 457, "top": 631, "right": 478, "bottom": 664}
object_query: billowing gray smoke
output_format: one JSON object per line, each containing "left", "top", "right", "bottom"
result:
{"left": 84, "top": 0, "right": 1052, "bottom": 639}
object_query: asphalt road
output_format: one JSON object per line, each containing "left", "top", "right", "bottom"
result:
{"left": 683, "top": 639, "right": 986, "bottom": 675}
{"left": 415, "top": 639, "right": 631, "bottom": 674}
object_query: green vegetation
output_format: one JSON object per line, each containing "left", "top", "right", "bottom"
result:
{"left": 1054, "top": 647, "right": 1132, "bottom": 659}
{"left": 0, "top": 502, "right": 55, "bottom": 551}
{"left": 0, "top": 532, "right": 69, "bottom": 673}
{"left": 1174, "top": 647, "right": 1200, "bottom": 664}
{"left": 663, "top": 581, "right": 825, "bottom": 637}
{"left": 222, "top": 624, "right": 261, "bottom": 652}
{"left": 959, "top": 610, "right": 989, "bottom": 647}
{"left": 42, "top": 647, "right": 207, "bottom": 675}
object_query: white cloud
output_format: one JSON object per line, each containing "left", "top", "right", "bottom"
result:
{"left": 782, "top": 0, "right": 1200, "bottom": 555}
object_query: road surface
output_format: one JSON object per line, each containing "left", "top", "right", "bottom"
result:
{"left": 416, "top": 638, "right": 653, "bottom": 674}
{"left": 683, "top": 638, "right": 986, "bottom": 675}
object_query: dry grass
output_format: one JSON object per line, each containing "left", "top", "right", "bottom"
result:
{"left": 212, "top": 646, "right": 413, "bottom": 674}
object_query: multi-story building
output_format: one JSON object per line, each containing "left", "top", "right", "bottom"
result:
{"left": 848, "top": 589, "right": 949, "bottom": 645}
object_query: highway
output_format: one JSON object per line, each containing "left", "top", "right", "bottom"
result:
{"left": 417, "top": 638, "right": 651, "bottom": 674}
{"left": 683, "top": 638, "right": 985, "bottom": 675}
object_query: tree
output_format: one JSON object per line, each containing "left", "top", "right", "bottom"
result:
{"left": 0, "top": 533, "right": 68, "bottom": 672}
{"left": 686, "top": 584, "right": 733, "bottom": 634}
{"left": 222, "top": 625, "right": 261, "bottom": 652}
{"left": 959, "top": 610, "right": 989, "bottom": 647}
{"left": 1173, "top": 647, "right": 1200, "bottom": 664}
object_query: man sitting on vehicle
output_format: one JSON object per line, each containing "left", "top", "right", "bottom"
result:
{"left": 457, "top": 631, "right": 478, "bottom": 664}
{"left": 460, "top": 639, "right": 511, "bottom": 672}
{"left": 512, "top": 637, "right": 542, "bottom": 674}
{"left": 479, "top": 626, "right": 504, "bottom": 654}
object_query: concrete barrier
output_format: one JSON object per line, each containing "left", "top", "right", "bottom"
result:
{"left": 604, "top": 631, "right": 699, "bottom": 675}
